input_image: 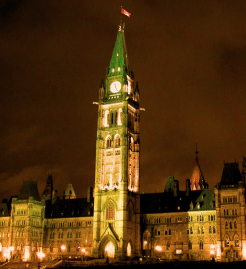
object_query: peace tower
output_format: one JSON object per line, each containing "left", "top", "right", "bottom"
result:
{"left": 92, "top": 23, "right": 141, "bottom": 258}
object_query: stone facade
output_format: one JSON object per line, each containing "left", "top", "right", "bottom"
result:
{"left": 1, "top": 23, "right": 246, "bottom": 263}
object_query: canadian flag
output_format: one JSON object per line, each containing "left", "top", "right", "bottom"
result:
{"left": 121, "top": 8, "right": 131, "bottom": 18}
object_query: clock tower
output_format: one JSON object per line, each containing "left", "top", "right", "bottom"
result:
{"left": 93, "top": 23, "right": 140, "bottom": 259}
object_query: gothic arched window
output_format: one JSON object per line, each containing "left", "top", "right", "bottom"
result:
{"left": 115, "top": 136, "right": 121, "bottom": 147}
{"left": 106, "top": 201, "right": 115, "bottom": 220}
{"left": 106, "top": 137, "right": 112, "bottom": 148}
{"left": 226, "top": 237, "right": 230, "bottom": 247}
{"left": 235, "top": 235, "right": 239, "bottom": 246}
{"left": 199, "top": 240, "right": 203, "bottom": 249}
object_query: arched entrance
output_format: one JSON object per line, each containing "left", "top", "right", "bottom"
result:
{"left": 105, "top": 241, "right": 115, "bottom": 258}
{"left": 99, "top": 235, "right": 118, "bottom": 259}
{"left": 127, "top": 242, "right": 131, "bottom": 257}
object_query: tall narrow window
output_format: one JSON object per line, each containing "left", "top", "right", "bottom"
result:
{"left": 225, "top": 236, "right": 229, "bottom": 247}
{"left": 235, "top": 235, "right": 239, "bottom": 246}
{"left": 111, "top": 111, "right": 114, "bottom": 125}
{"left": 106, "top": 201, "right": 115, "bottom": 220}
{"left": 199, "top": 240, "right": 203, "bottom": 249}
{"left": 115, "top": 112, "right": 118, "bottom": 125}
{"left": 119, "top": 109, "right": 123, "bottom": 125}
{"left": 115, "top": 136, "right": 121, "bottom": 147}
{"left": 106, "top": 137, "right": 112, "bottom": 148}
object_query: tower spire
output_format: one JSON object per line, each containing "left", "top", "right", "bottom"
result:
{"left": 195, "top": 141, "right": 199, "bottom": 162}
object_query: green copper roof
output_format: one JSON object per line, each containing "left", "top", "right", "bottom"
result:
{"left": 107, "top": 25, "right": 130, "bottom": 77}
{"left": 164, "top": 176, "right": 175, "bottom": 192}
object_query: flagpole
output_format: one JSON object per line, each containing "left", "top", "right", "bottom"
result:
{"left": 120, "top": 6, "right": 123, "bottom": 27}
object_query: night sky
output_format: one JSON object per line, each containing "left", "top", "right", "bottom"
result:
{"left": 1, "top": 0, "right": 246, "bottom": 200}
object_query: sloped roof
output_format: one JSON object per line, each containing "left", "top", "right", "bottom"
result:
{"left": 189, "top": 189, "right": 215, "bottom": 211}
{"left": 17, "top": 180, "right": 40, "bottom": 201}
{"left": 164, "top": 176, "right": 175, "bottom": 192}
{"left": 45, "top": 198, "right": 94, "bottom": 219}
{"left": 190, "top": 158, "right": 208, "bottom": 190}
{"left": 220, "top": 162, "right": 242, "bottom": 186}
{"left": 107, "top": 24, "right": 131, "bottom": 77}
{"left": 140, "top": 191, "right": 202, "bottom": 214}
{"left": 65, "top": 184, "right": 76, "bottom": 199}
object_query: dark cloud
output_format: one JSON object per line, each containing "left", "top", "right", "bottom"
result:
{"left": 1, "top": 0, "right": 246, "bottom": 200}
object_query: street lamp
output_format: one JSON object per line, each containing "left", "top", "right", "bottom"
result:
{"left": 37, "top": 250, "right": 45, "bottom": 269}
{"left": 155, "top": 246, "right": 162, "bottom": 260}
{"left": 61, "top": 245, "right": 66, "bottom": 265}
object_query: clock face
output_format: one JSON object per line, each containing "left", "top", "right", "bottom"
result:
{"left": 110, "top": 81, "right": 121, "bottom": 93}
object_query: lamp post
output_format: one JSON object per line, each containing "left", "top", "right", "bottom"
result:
{"left": 81, "top": 248, "right": 85, "bottom": 261}
{"left": 155, "top": 246, "right": 162, "bottom": 260}
{"left": 61, "top": 245, "right": 66, "bottom": 266}
{"left": 37, "top": 250, "right": 45, "bottom": 269}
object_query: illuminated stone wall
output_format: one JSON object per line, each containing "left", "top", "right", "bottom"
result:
{"left": 43, "top": 216, "right": 93, "bottom": 261}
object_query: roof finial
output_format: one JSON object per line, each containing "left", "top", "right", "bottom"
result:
{"left": 195, "top": 141, "right": 199, "bottom": 162}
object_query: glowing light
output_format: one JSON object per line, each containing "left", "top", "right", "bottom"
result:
{"left": 3, "top": 249, "right": 10, "bottom": 260}
{"left": 61, "top": 245, "right": 66, "bottom": 251}
{"left": 210, "top": 244, "right": 215, "bottom": 255}
{"left": 23, "top": 248, "right": 30, "bottom": 262}
{"left": 242, "top": 244, "right": 246, "bottom": 259}
{"left": 127, "top": 243, "right": 131, "bottom": 257}
{"left": 3, "top": 246, "right": 14, "bottom": 260}
{"left": 105, "top": 242, "right": 115, "bottom": 258}
{"left": 81, "top": 248, "right": 85, "bottom": 254}
{"left": 37, "top": 250, "right": 45, "bottom": 260}
{"left": 155, "top": 246, "right": 162, "bottom": 252}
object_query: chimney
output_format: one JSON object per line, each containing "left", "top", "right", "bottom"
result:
{"left": 87, "top": 187, "right": 93, "bottom": 203}
{"left": 186, "top": 179, "right": 191, "bottom": 196}
{"left": 174, "top": 180, "right": 179, "bottom": 197}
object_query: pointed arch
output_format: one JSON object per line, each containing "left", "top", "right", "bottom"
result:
{"left": 199, "top": 240, "right": 203, "bottom": 249}
{"left": 127, "top": 240, "right": 133, "bottom": 257}
{"left": 143, "top": 230, "right": 151, "bottom": 250}
{"left": 103, "top": 199, "right": 117, "bottom": 221}
{"left": 127, "top": 200, "right": 134, "bottom": 222}
{"left": 114, "top": 134, "right": 121, "bottom": 147}
{"left": 104, "top": 110, "right": 109, "bottom": 127}
{"left": 234, "top": 234, "right": 239, "bottom": 247}
{"left": 98, "top": 234, "right": 118, "bottom": 259}
{"left": 105, "top": 135, "right": 112, "bottom": 148}
{"left": 224, "top": 235, "right": 230, "bottom": 247}
{"left": 118, "top": 108, "right": 123, "bottom": 125}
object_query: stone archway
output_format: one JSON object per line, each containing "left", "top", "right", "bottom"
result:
{"left": 127, "top": 242, "right": 131, "bottom": 257}
{"left": 105, "top": 241, "right": 115, "bottom": 258}
{"left": 99, "top": 235, "right": 117, "bottom": 259}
